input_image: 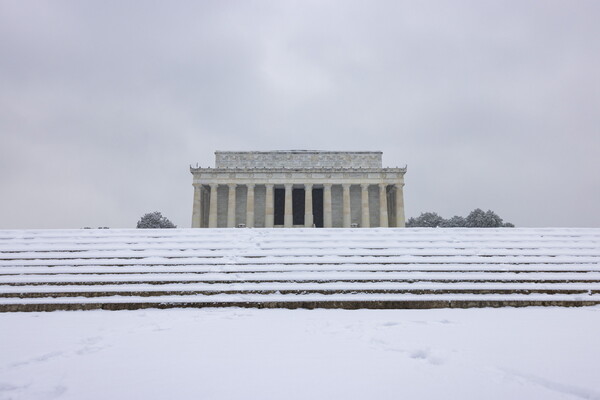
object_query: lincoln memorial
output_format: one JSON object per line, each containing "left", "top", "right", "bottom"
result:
{"left": 190, "top": 150, "right": 406, "bottom": 228}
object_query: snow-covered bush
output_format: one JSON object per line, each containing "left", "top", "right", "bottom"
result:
{"left": 465, "top": 209, "right": 504, "bottom": 227}
{"left": 441, "top": 216, "right": 467, "bottom": 227}
{"left": 136, "top": 212, "right": 176, "bottom": 229}
{"left": 406, "top": 212, "right": 445, "bottom": 227}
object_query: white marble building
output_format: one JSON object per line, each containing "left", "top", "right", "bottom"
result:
{"left": 190, "top": 150, "right": 406, "bottom": 228}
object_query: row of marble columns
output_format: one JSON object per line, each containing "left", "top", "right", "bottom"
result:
{"left": 192, "top": 183, "right": 404, "bottom": 228}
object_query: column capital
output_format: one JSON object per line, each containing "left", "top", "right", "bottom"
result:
{"left": 304, "top": 183, "right": 313, "bottom": 189}
{"left": 342, "top": 183, "right": 351, "bottom": 189}
{"left": 323, "top": 183, "right": 333, "bottom": 189}
{"left": 246, "top": 183, "right": 255, "bottom": 189}
{"left": 284, "top": 183, "right": 293, "bottom": 189}
{"left": 361, "top": 183, "right": 370, "bottom": 190}
{"left": 228, "top": 183, "right": 237, "bottom": 189}
{"left": 265, "top": 183, "right": 274, "bottom": 188}
{"left": 379, "top": 183, "right": 387, "bottom": 190}
{"left": 210, "top": 183, "right": 218, "bottom": 189}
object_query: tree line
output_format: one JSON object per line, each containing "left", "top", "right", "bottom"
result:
{"left": 134, "top": 209, "right": 515, "bottom": 229}
{"left": 406, "top": 209, "right": 514, "bottom": 228}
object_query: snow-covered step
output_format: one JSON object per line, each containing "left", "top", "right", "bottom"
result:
{"left": 1, "top": 293, "right": 600, "bottom": 312}
{"left": 1, "top": 227, "right": 597, "bottom": 237}
{"left": 2, "top": 248, "right": 599, "bottom": 259}
{"left": 3, "top": 263, "right": 600, "bottom": 275}
{"left": 3, "top": 240, "right": 599, "bottom": 250}
{"left": 3, "top": 292, "right": 600, "bottom": 304}
{"left": 2, "top": 255, "right": 598, "bottom": 267}
{"left": 2, "top": 282, "right": 599, "bottom": 299}
{"left": 1, "top": 229, "right": 597, "bottom": 246}
{"left": 2, "top": 281, "right": 599, "bottom": 294}
{"left": 3, "top": 271, "right": 600, "bottom": 285}
{"left": 1, "top": 238, "right": 590, "bottom": 246}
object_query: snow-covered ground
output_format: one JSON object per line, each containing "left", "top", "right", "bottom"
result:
{"left": 1, "top": 307, "right": 600, "bottom": 400}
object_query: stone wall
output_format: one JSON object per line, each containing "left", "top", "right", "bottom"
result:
{"left": 215, "top": 151, "right": 382, "bottom": 169}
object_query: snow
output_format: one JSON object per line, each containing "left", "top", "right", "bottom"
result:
{"left": 1, "top": 307, "right": 600, "bottom": 400}
{"left": 2, "top": 228, "right": 599, "bottom": 397}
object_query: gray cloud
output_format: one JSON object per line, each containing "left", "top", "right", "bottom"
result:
{"left": 1, "top": 0, "right": 599, "bottom": 228}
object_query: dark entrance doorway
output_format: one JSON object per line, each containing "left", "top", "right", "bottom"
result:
{"left": 312, "top": 188, "right": 324, "bottom": 227}
{"left": 292, "top": 189, "right": 305, "bottom": 225}
{"left": 274, "top": 188, "right": 285, "bottom": 225}
{"left": 274, "top": 187, "right": 323, "bottom": 227}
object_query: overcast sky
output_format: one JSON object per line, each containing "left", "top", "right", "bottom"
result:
{"left": 1, "top": 1, "right": 599, "bottom": 229}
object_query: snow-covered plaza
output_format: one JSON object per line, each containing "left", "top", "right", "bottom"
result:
{"left": 1, "top": 306, "right": 599, "bottom": 400}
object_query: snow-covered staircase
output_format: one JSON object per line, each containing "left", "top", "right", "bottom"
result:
{"left": 1, "top": 228, "right": 599, "bottom": 311}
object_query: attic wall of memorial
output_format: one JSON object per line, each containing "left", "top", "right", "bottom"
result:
{"left": 215, "top": 151, "right": 383, "bottom": 169}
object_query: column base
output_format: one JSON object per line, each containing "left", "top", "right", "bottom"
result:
{"left": 265, "top": 216, "right": 274, "bottom": 228}
{"left": 304, "top": 215, "right": 314, "bottom": 228}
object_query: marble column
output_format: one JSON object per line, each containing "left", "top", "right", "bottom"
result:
{"left": 192, "top": 184, "right": 202, "bottom": 228}
{"left": 284, "top": 184, "right": 293, "bottom": 227}
{"left": 361, "top": 184, "right": 370, "bottom": 228}
{"left": 323, "top": 183, "right": 333, "bottom": 228}
{"left": 342, "top": 183, "right": 351, "bottom": 228}
{"left": 227, "top": 184, "right": 236, "bottom": 228}
{"left": 246, "top": 184, "right": 255, "bottom": 228}
{"left": 265, "top": 184, "right": 274, "bottom": 228}
{"left": 208, "top": 183, "right": 218, "bottom": 228}
{"left": 379, "top": 183, "right": 389, "bottom": 227}
{"left": 395, "top": 184, "right": 405, "bottom": 228}
{"left": 304, "top": 184, "right": 313, "bottom": 227}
